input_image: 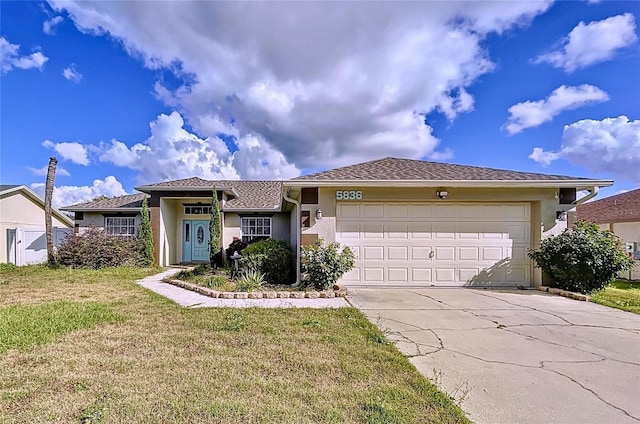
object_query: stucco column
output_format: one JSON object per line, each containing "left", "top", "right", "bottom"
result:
{"left": 150, "top": 206, "right": 161, "bottom": 265}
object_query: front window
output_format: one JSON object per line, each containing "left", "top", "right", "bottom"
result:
{"left": 184, "top": 205, "right": 212, "bottom": 215}
{"left": 241, "top": 217, "right": 272, "bottom": 243}
{"left": 105, "top": 217, "right": 136, "bottom": 236}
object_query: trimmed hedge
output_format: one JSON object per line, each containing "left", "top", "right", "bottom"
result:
{"left": 241, "top": 239, "right": 294, "bottom": 284}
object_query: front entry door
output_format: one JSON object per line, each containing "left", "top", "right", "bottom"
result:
{"left": 183, "top": 220, "right": 210, "bottom": 262}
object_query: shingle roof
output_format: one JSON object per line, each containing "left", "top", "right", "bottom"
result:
{"left": 61, "top": 193, "right": 147, "bottom": 211}
{"left": 577, "top": 188, "right": 640, "bottom": 224}
{"left": 292, "top": 157, "right": 591, "bottom": 181}
{"left": 136, "top": 178, "right": 283, "bottom": 210}
{"left": 0, "top": 184, "right": 21, "bottom": 193}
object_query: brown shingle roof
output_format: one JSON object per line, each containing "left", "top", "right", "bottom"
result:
{"left": 577, "top": 188, "right": 640, "bottom": 224}
{"left": 136, "top": 178, "right": 283, "bottom": 210}
{"left": 292, "top": 157, "right": 591, "bottom": 181}
{"left": 61, "top": 193, "right": 147, "bottom": 211}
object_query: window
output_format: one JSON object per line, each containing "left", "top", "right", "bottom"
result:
{"left": 301, "top": 210, "right": 311, "bottom": 228}
{"left": 241, "top": 217, "right": 272, "bottom": 243}
{"left": 75, "top": 212, "right": 84, "bottom": 220}
{"left": 105, "top": 217, "right": 136, "bottom": 236}
{"left": 184, "top": 205, "right": 211, "bottom": 215}
{"left": 301, "top": 187, "right": 318, "bottom": 204}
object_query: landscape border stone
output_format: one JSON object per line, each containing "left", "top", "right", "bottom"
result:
{"left": 537, "top": 285, "right": 591, "bottom": 302}
{"left": 167, "top": 279, "right": 347, "bottom": 300}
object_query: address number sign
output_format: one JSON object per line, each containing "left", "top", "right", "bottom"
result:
{"left": 336, "top": 190, "right": 362, "bottom": 200}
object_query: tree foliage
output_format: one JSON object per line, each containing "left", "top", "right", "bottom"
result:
{"left": 137, "top": 196, "right": 154, "bottom": 265}
{"left": 528, "top": 220, "right": 636, "bottom": 294}
{"left": 209, "top": 187, "right": 222, "bottom": 267}
{"left": 241, "top": 239, "right": 294, "bottom": 284}
{"left": 301, "top": 239, "right": 355, "bottom": 290}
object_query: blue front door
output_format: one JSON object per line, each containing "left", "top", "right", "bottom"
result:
{"left": 183, "top": 220, "right": 210, "bottom": 262}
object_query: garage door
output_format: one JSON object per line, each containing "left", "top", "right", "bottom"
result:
{"left": 336, "top": 202, "right": 530, "bottom": 287}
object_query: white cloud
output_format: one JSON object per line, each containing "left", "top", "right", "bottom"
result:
{"left": 62, "top": 63, "right": 82, "bottom": 82}
{"left": 504, "top": 84, "right": 609, "bottom": 134}
{"left": 30, "top": 176, "right": 128, "bottom": 209}
{"left": 42, "top": 139, "right": 90, "bottom": 165}
{"left": 534, "top": 13, "right": 637, "bottom": 73}
{"left": 528, "top": 147, "right": 560, "bottom": 166}
{"left": 27, "top": 165, "right": 71, "bottom": 177}
{"left": 43, "top": 16, "right": 64, "bottom": 35}
{"left": 0, "top": 37, "right": 48, "bottom": 73}
{"left": 48, "top": 1, "right": 552, "bottom": 175}
{"left": 529, "top": 116, "right": 640, "bottom": 181}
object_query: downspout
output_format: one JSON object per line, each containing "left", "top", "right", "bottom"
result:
{"left": 573, "top": 186, "right": 599, "bottom": 206}
{"left": 283, "top": 189, "right": 301, "bottom": 287}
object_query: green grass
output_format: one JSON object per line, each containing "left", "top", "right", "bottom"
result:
{"left": 0, "top": 265, "right": 469, "bottom": 423}
{"left": 0, "top": 301, "right": 122, "bottom": 355}
{"left": 591, "top": 279, "right": 640, "bottom": 314}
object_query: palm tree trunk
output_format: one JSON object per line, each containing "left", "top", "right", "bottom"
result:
{"left": 45, "top": 157, "right": 58, "bottom": 266}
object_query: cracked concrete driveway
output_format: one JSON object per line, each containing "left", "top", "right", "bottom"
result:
{"left": 348, "top": 288, "right": 640, "bottom": 424}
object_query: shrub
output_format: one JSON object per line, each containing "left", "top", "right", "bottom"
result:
{"left": 137, "top": 197, "right": 154, "bottom": 266}
{"left": 301, "top": 239, "right": 355, "bottom": 290}
{"left": 225, "top": 238, "right": 248, "bottom": 262}
{"left": 236, "top": 268, "right": 266, "bottom": 291}
{"left": 241, "top": 239, "right": 294, "bottom": 284}
{"left": 56, "top": 228, "right": 144, "bottom": 269}
{"left": 528, "top": 220, "right": 636, "bottom": 294}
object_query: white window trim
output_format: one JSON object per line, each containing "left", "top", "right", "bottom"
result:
{"left": 104, "top": 217, "right": 136, "bottom": 237}
{"left": 184, "top": 205, "right": 212, "bottom": 215}
{"left": 241, "top": 217, "right": 272, "bottom": 243}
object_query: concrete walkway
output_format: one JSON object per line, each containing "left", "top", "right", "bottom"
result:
{"left": 136, "top": 268, "right": 350, "bottom": 308}
{"left": 348, "top": 288, "right": 640, "bottom": 424}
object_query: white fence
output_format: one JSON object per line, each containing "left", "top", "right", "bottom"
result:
{"left": 6, "top": 227, "right": 72, "bottom": 266}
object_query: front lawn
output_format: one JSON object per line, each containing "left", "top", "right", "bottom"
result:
{"left": 0, "top": 265, "right": 468, "bottom": 423}
{"left": 591, "top": 279, "right": 640, "bottom": 314}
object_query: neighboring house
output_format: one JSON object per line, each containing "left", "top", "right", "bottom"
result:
{"left": 62, "top": 157, "right": 612, "bottom": 287}
{"left": 577, "top": 188, "right": 640, "bottom": 280}
{"left": 1, "top": 184, "right": 74, "bottom": 264}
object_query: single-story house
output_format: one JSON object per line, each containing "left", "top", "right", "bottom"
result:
{"left": 1, "top": 184, "right": 74, "bottom": 264}
{"left": 577, "top": 188, "right": 640, "bottom": 280}
{"left": 61, "top": 157, "right": 613, "bottom": 287}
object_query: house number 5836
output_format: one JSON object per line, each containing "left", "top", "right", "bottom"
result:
{"left": 336, "top": 190, "right": 362, "bottom": 200}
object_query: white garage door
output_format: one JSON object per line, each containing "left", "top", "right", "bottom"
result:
{"left": 336, "top": 202, "right": 531, "bottom": 287}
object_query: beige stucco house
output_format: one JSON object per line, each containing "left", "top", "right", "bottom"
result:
{"left": 62, "top": 157, "right": 613, "bottom": 287}
{"left": 577, "top": 188, "right": 640, "bottom": 280}
{"left": 1, "top": 184, "right": 74, "bottom": 264}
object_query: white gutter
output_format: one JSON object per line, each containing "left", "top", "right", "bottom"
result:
{"left": 283, "top": 189, "right": 301, "bottom": 287}
{"left": 283, "top": 179, "right": 614, "bottom": 189}
{"left": 573, "top": 186, "right": 600, "bottom": 205}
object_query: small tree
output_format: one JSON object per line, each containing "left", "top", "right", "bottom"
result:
{"left": 209, "top": 186, "right": 222, "bottom": 267}
{"left": 301, "top": 239, "right": 355, "bottom": 290}
{"left": 137, "top": 196, "right": 154, "bottom": 265}
{"left": 528, "top": 220, "right": 636, "bottom": 294}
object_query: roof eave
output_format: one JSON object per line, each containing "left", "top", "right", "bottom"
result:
{"left": 59, "top": 207, "right": 142, "bottom": 213}
{"left": 135, "top": 185, "right": 239, "bottom": 197}
{"left": 283, "top": 179, "right": 614, "bottom": 189}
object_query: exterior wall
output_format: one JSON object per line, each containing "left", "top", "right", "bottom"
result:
{"left": 75, "top": 212, "right": 142, "bottom": 232}
{"left": 223, "top": 212, "right": 291, "bottom": 247}
{"left": 0, "top": 192, "right": 71, "bottom": 263}
{"left": 604, "top": 222, "right": 640, "bottom": 280}
{"left": 298, "top": 186, "right": 563, "bottom": 286}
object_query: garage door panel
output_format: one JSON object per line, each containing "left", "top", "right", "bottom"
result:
{"left": 409, "top": 204, "right": 431, "bottom": 218}
{"left": 363, "top": 204, "right": 384, "bottom": 218}
{"left": 364, "top": 268, "right": 384, "bottom": 282}
{"left": 412, "top": 268, "right": 432, "bottom": 282}
{"left": 336, "top": 202, "right": 530, "bottom": 287}
{"left": 339, "top": 204, "right": 360, "bottom": 218}
{"left": 435, "top": 246, "right": 455, "bottom": 261}
{"left": 386, "top": 224, "right": 409, "bottom": 239}
{"left": 388, "top": 246, "right": 408, "bottom": 260}
{"left": 388, "top": 268, "right": 409, "bottom": 282}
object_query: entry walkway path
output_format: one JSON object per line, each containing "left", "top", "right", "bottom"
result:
{"left": 136, "top": 268, "right": 350, "bottom": 308}
{"left": 348, "top": 287, "right": 640, "bottom": 424}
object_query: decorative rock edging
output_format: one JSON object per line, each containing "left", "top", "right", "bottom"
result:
{"left": 167, "top": 278, "right": 348, "bottom": 299}
{"left": 537, "top": 285, "right": 591, "bottom": 302}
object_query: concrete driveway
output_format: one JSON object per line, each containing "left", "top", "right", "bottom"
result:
{"left": 347, "top": 288, "right": 640, "bottom": 424}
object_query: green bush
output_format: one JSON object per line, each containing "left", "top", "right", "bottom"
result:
{"left": 241, "top": 239, "right": 293, "bottom": 284}
{"left": 301, "top": 239, "right": 355, "bottom": 290}
{"left": 236, "top": 268, "right": 266, "bottom": 291}
{"left": 528, "top": 220, "right": 636, "bottom": 294}
{"left": 56, "top": 228, "right": 144, "bottom": 269}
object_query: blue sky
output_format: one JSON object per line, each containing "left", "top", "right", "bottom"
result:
{"left": 1, "top": 1, "right": 639, "bottom": 208}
